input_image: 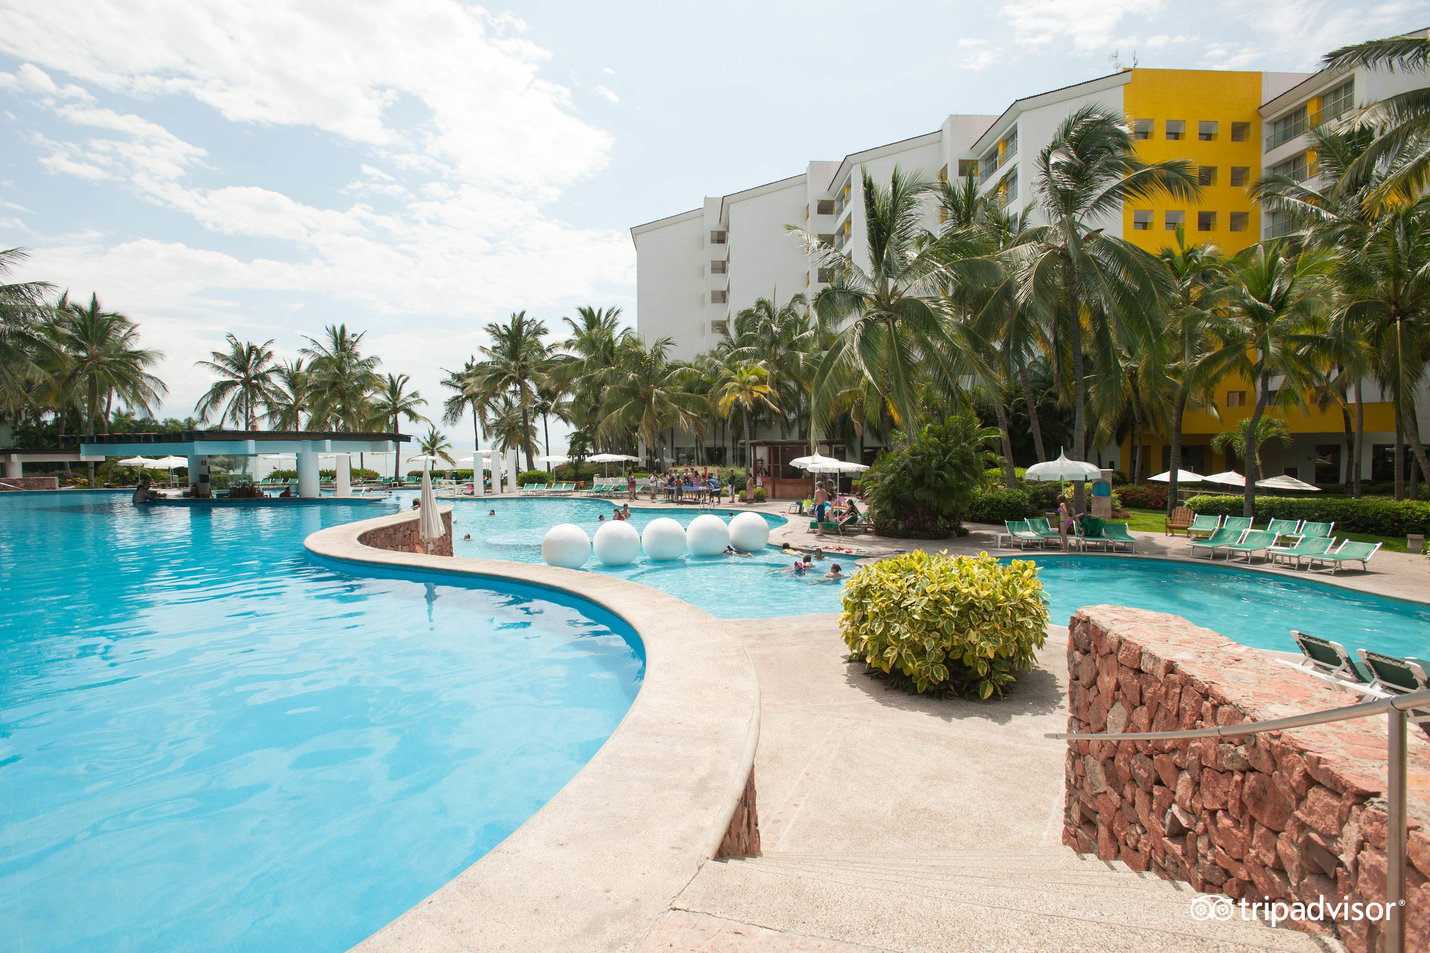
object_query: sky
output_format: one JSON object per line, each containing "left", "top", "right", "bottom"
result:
{"left": 1, "top": 0, "right": 1426, "bottom": 458}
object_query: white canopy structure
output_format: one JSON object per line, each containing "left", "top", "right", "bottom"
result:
{"left": 1148, "top": 469, "right": 1204, "bottom": 483}
{"left": 1203, "top": 470, "right": 1247, "bottom": 488}
{"left": 1256, "top": 474, "right": 1321, "bottom": 492}
{"left": 1024, "top": 450, "right": 1101, "bottom": 482}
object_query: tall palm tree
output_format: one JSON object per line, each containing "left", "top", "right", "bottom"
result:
{"left": 1209, "top": 242, "right": 1335, "bottom": 516}
{"left": 0, "top": 248, "right": 53, "bottom": 422}
{"left": 416, "top": 425, "right": 455, "bottom": 468}
{"left": 48, "top": 291, "right": 166, "bottom": 438}
{"left": 483, "top": 396, "right": 539, "bottom": 462}
{"left": 470, "top": 310, "right": 549, "bottom": 470}
{"left": 792, "top": 167, "right": 953, "bottom": 435}
{"left": 600, "top": 337, "right": 704, "bottom": 468}
{"left": 728, "top": 293, "right": 816, "bottom": 439}
{"left": 367, "top": 373, "right": 428, "bottom": 480}
{"left": 1011, "top": 104, "right": 1200, "bottom": 506}
{"left": 1322, "top": 34, "right": 1430, "bottom": 203}
{"left": 194, "top": 334, "right": 278, "bottom": 429}
{"left": 714, "top": 362, "right": 778, "bottom": 500}
{"left": 300, "top": 324, "right": 381, "bottom": 431}
{"left": 440, "top": 357, "right": 490, "bottom": 468}
{"left": 266, "top": 359, "right": 309, "bottom": 430}
{"left": 551, "top": 305, "right": 632, "bottom": 450}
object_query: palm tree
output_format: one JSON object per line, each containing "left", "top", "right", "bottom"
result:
{"left": 1011, "top": 105, "right": 1200, "bottom": 507}
{"left": 1210, "top": 417, "right": 1293, "bottom": 481}
{"left": 600, "top": 337, "right": 704, "bottom": 468}
{"left": 416, "top": 425, "right": 455, "bottom": 469}
{"left": 194, "top": 334, "right": 278, "bottom": 429}
{"left": 49, "top": 291, "right": 166, "bottom": 439}
{"left": 1321, "top": 34, "right": 1430, "bottom": 203}
{"left": 552, "top": 306, "right": 632, "bottom": 450}
{"left": 300, "top": 324, "right": 381, "bottom": 431}
{"left": 714, "top": 363, "right": 778, "bottom": 500}
{"left": 1209, "top": 242, "right": 1335, "bottom": 516}
{"left": 533, "top": 380, "right": 572, "bottom": 461}
{"left": 483, "top": 396, "right": 539, "bottom": 462}
{"left": 792, "top": 167, "right": 953, "bottom": 435}
{"left": 367, "top": 373, "right": 428, "bottom": 481}
{"left": 266, "top": 359, "right": 309, "bottom": 430}
{"left": 728, "top": 293, "right": 817, "bottom": 439}
{"left": 470, "top": 311, "right": 549, "bottom": 470}
{"left": 440, "top": 357, "right": 490, "bottom": 469}
{"left": 0, "top": 248, "right": 53, "bottom": 422}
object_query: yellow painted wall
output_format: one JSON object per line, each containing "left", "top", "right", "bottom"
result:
{"left": 1122, "top": 69, "right": 1264, "bottom": 256}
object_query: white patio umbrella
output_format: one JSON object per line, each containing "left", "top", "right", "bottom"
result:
{"left": 117, "top": 455, "right": 158, "bottom": 467}
{"left": 535, "top": 454, "right": 569, "bottom": 465}
{"left": 152, "top": 455, "right": 188, "bottom": 470}
{"left": 1255, "top": 474, "right": 1321, "bottom": 492}
{"left": 588, "top": 453, "right": 638, "bottom": 463}
{"left": 788, "top": 453, "right": 868, "bottom": 473}
{"left": 1023, "top": 450, "right": 1102, "bottom": 482}
{"left": 418, "top": 466, "right": 445, "bottom": 553}
{"left": 1148, "top": 469, "right": 1205, "bottom": 483}
{"left": 1203, "top": 470, "right": 1247, "bottom": 487}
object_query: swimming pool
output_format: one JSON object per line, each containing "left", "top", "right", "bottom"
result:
{"left": 0, "top": 493, "right": 643, "bottom": 953}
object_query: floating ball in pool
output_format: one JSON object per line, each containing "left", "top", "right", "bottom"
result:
{"left": 593, "top": 521, "right": 641, "bottom": 566}
{"left": 541, "top": 523, "right": 590, "bottom": 569}
{"left": 687, "top": 513, "right": 730, "bottom": 556}
{"left": 727, "top": 511, "right": 770, "bottom": 552}
{"left": 641, "top": 517, "right": 687, "bottom": 560}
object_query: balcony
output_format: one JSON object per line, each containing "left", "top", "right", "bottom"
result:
{"left": 1265, "top": 116, "right": 1307, "bottom": 151}
{"left": 978, "top": 146, "right": 1016, "bottom": 186}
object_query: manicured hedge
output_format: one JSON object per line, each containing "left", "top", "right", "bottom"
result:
{"left": 518, "top": 470, "right": 553, "bottom": 485}
{"left": 1185, "top": 494, "right": 1430, "bottom": 536}
{"left": 1116, "top": 484, "right": 1167, "bottom": 510}
{"left": 967, "top": 486, "right": 1040, "bottom": 523}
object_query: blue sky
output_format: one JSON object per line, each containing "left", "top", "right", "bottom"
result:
{"left": 1, "top": 0, "right": 1425, "bottom": 452}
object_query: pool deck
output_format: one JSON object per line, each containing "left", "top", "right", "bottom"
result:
{"left": 327, "top": 500, "right": 1415, "bottom": 952}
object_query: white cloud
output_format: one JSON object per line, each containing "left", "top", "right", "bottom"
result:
{"left": 1002, "top": 0, "right": 1167, "bottom": 52}
{"left": 955, "top": 38, "right": 1000, "bottom": 71}
{"left": 1215, "top": 0, "right": 1420, "bottom": 71}
{"left": 592, "top": 83, "right": 620, "bottom": 104}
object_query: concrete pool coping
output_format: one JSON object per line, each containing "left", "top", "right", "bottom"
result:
{"left": 304, "top": 507, "right": 762, "bottom": 953}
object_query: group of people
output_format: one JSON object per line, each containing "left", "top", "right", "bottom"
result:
{"left": 809, "top": 480, "right": 862, "bottom": 537}
{"left": 597, "top": 504, "right": 633, "bottom": 522}
{"left": 640, "top": 467, "right": 734, "bottom": 504}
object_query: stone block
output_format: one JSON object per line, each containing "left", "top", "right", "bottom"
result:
{"left": 1211, "top": 811, "right": 1246, "bottom": 860}
{"left": 1298, "top": 784, "right": 1346, "bottom": 838}
{"left": 1130, "top": 753, "right": 1156, "bottom": 792}
{"left": 1219, "top": 743, "right": 1251, "bottom": 772}
{"left": 1200, "top": 769, "right": 1229, "bottom": 811}
{"left": 1243, "top": 773, "right": 1293, "bottom": 832}
{"left": 1106, "top": 701, "right": 1129, "bottom": 736}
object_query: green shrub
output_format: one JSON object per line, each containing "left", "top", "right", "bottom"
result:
{"left": 841, "top": 551, "right": 1050, "bottom": 698}
{"left": 1185, "top": 494, "right": 1430, "bottom": 536}
{"left": 1116, "top": 484, "right": 1166, "bottom": 510}
{"left": 967, "top": 486, "right": 1038, "bottom": 524}
{"left": 751, "top": 487, "right": 767, "bottom": 503}
{"left": 861, "top": 415, "right": 997, "bottom": 538}
{"left": 518, "top": 470, "right": 553, "bottom": 486}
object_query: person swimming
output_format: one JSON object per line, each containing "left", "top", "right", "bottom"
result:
{"left": 488, "top": 509, "right": 496, "bottom": 516}
{"left": 821, "top": 563, "right": 843, "bottom": 581}
{"left": 724, "top": 544, "right": 752, "bottom": 557}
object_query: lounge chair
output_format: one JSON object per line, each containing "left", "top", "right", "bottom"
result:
{"left": 1222, "top": 516, "right": 1254, "bottom": 535}
{"left": 1101, "top": 523, "right": 1138, "bottom": 552}
{"left": 997, "top": 520, "right": 1046, "bottom": 549}
{"left": 1075, "top": 517, "right": 1113, "bottom": 552}
{"left": 1295, "top": 520, "right": 1335, "bottom": 542}
{"left": 1356, "top": 649, "right": 1430, "bottom": 696}
{"left": 1303, "top": 540, "right": 1381, "bottom": 574}
{"left": 1267, "top": 535, "right": 1334, "bottom": 568}
{"left": 1186, "top": 513, "right": 1222, "bottom": 541}
{"left": 1164, "top": 506, "right": 1194, "bottom": 536}
{"left": 1189, "top": 526, "right": 1246, "bottom": 559}
{"left": 1222, "top": 529, "right": 1281, "bottom": 563}
{"left": 1026, "top": 517, "right": 1063, "bottom": 543}
{"left": 1266, "top": 518, "right": 1303, "bottom": 539}
{"left": 1277, "top": 630, "right": 1374, "bottom": 694}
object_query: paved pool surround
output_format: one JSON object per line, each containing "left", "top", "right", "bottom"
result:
{"left": 303, "top": 507, "right": 761, "bottom": 953}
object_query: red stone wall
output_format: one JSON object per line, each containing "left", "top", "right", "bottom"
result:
{"left": 358, "top": 511, "right": 453, "bottom": 556}
{"left": 1064, "top": 606, "right": 1430, "bottom": 953}
{"left": 0, "top": 476, "right": 60, "bottom": 491}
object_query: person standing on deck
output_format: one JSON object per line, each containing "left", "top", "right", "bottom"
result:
{"left": 812, "top": 481, "right": 830, "bottom": 537}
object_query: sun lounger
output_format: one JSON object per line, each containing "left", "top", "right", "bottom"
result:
{"left": 1222, "top": 529, "right": 1281, "bottom": 563}
{"left": 1165, "top": 506, "right": 1194, "bottom": 536}
{"left": 1186, "top": 513, "right": 1222, "bottom": 540}
{"left": 1075, "top": 517, "right": 1112, "bottom": 552}
{"left": 1101, "top": 522, "right": 1138, "bottom": 552}
{"left": 1222, "top": 516, "right": 1254, "bottom": 534}
{"left": 1266, "top": 518, "right": 1303, "bottom": 538}
{"left": 1267, "top": 535, "right": 1334, "bottom": 568}
{"left": 1277, "top": 631, "right": 1374, "bottom": 694}
{"left": 1356, "top": 649, "right": 1430, "bottom": 695}
{"left": 1189, "top": 526, "right": 1246, "bottom": 558}
{"left": 997, "top": 520, "right": 1046, "bottom": 549}
{"left": 1303, "top": 540, "right": 1381, "bottom": 574}
{"left": 1026, "top": 517, "right": 1062, "bottom": 543}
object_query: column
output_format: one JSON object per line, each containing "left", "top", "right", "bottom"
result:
{"left": 296, "top": 446, "right": 320, "bottom": 499}
{"left": 335, "top": 455, "right": 351, "bottom": 498}
{"left": 187, "top": 455, "right": 210, "bottom": 498}
{"left": 505, "top": 449, "right": 518, "bottom": 493}
{"left": 3, "top": 456, "right": 21, "bottom": 479}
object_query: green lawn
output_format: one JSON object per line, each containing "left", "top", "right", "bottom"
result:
{"left": 1111, "top": 508, "right": 1411, "bottom": 553}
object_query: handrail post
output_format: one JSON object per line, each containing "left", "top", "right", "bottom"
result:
{"left": 1386, "top": 707, "right": 1407, "bottom": 953}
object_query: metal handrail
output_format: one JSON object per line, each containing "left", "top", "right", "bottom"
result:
{"left": 1049, "top": 687, "right": 1429, "bottom": 953}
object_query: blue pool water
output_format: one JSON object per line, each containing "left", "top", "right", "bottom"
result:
{"left": 0, "top": 492, "right": 643, "bottom": 953}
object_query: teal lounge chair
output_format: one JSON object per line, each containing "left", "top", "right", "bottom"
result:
{"left": 1265, "top": 518, "right": 1303, "bottom": 539}
{"left": 1277, "top": 631, "right": 1374, "bottom": 694}
{"left": 1075, "top": 517, "right": 1112, "bottom": 552}
{"left": 1221, "top": 516, "right": 1254, "bottom": 534}
{"left": 1026, "top": 517, "right": 1062, "bottom": 543}
{"left": 1297, "top": 520, "right": 1335, "bottom": 541}
{"left": 1222, "top": 529, "right": 1280, "bottom": 563}
{"left": 1304, "top": 540, "right": 1381, "bottom": 574}
{"left": 1101, "top": 523, "right": 1138, "bottom": 552}
{"left": 1267, "top": 535, "right": 1334, "bottom": 568}
{"left": 998, "top": 520, "right": 1046, "bottom": 549}
{"left": 1186, "top": 513, "right": 1222, "bottom": 540}
{"left": 1189, "top": 526, "right": 1246, "bottom": 559}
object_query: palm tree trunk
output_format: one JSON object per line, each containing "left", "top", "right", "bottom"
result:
{"left": 1395, "top": 411, "right": 1406, "bottom": 501}
{"left": 1018, "top": 365, "right": 1047, "bottom": 462}
{"left": 992, "top": 399, "right": 1017, "bottom": 489}
{"left": 1167, "top": 389, "right": 1187, "bottom": 518}
{"left": 1352, "top": 379, "right": 1364, "bottom": 499}
{"left": 520, "top": 404, "right": 534, "bottom": 471}
{"left": 1242, "top": 371, "right": 1269, "bottom": 518}
{"left": 743, "top": 413, "right": 753, "bottom": 502}
{"left": 1066, "top": 281, "right": 1088, "bottom": 513}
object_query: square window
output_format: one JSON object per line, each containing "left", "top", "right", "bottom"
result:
{"left": 817, "top": 267, "right": 835, "bottom": 283}
{"left": 710, "top": 290, "right": 727, "bottom": 304}
{"left": 1230, "top": 166, "right": 1250, "bottom": 187}
{"left": 957, "top": 159, "right": 978, "bottom": 178}
{"left": 711, "top": 320, "right": 728, "bottom": 335}
{"left": 1132, "top": 209, "right": 1153, "bottom": 230}
{"left": 1165, "top": 210, "right": 1185, "bottom": 230}
{"left": 817, "top": 233, "right": 835, "bottom": 245}
{"left": 710, "top": 230, "right": 727, "bottom": 244}
{"left": 816, "top": 199, "right": 835, "bottom": 215}
{"left": 1198, "top": 121, "right": 1219, "bottom": 141}
{"left": 1229, "top": 211, "right": 1249, "bottom": 232}
{"left": 1198, "top": 166, "right": 1218, "bottom": 186}
{"left": 1227, "top": 390, "right": 1246, "bottom": 408}
{"left": 1165, "top": 120, "right": 1185, "bottom": 141}
{"left": 710, "top": 260, "right": 727, "bottom": 274}
{"left": 1198, "top": 211, "right": 1217, "bottom": 232}
{"left": 1231, "top": 122, "right": 1251, "bottom": 142}
{"left": 1133, "top": 119, "right": 1153, "bottom": 140}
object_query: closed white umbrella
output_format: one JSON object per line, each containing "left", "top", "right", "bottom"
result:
{"left": 1148, "top": 469, "right": 1204, "bottom": 483}
{"left": 1255, "top": 474, "right": 1321, "bottom": 492}
{"left": 418, "top": 466, "right": 445, "bottom": 552}
{"left": 1024, "top": 450, "right": 1102, "bottom": 482}
{"left": 1203, "top": 470, "right": 1247, "bottom": 488}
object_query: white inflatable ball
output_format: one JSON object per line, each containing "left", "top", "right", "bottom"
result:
{"left": 593, "top": 520, "right": 641, "bottom": 566}
{"left": 687, "top": 513, "right": 731, "bottom": 556}
{"left": 728, "top": 511, "right": 770, "bottom": 552}
{"left": 541, "top": 523, "right": 590, "bottom": 569}
{"left": 641, "top": 517, "right": 688, "bottom": 561}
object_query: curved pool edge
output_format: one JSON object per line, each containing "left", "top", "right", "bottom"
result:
{"left": 303, "top": 507, "right": 762, "bottom": 953}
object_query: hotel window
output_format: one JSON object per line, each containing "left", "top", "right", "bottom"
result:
{"left": 1231, "top": 121, "right": 1251, "bottom": 142}
{"left": 816, "top": 199, "right": 835, "bottom": 215}
{"left": 1319, "top": 79, "right": 1354, "bottom": 123}
{"left": 1198, "top": 165, "right": 1218, "bottom": 186}
{"left": 1272, "top": 152, "right": 1308, "bottom": 182}
{"left": 1003, "top": 129, "right": 1018, "bottom": 156}
{"left": 711, "top": 320, "right": 728, "bottom": 335}
{"left": 1133, "top": 119, "right": 1153, "bottom": 140}
{"left": 1198, "top": 211, "right": 1217, "bottom": 232}
{"left": 817, "top": 267, "right": 835, "bottom": 283}
{"left": 710, "top": 260, "right": 727, "bottom": 274}
{"left": 1227, "top": 390, "right": 1246, "bottom": 407}
{"left": 1165, "top": 120, "right": 1185, "bottom": 141}
{"left": 817, "top": 233, "right": 835, "bottom": 245}
{"left": 710, "top": 230, "right": 727, "bottom": 244}
{"left": 1132, "top": 209, "right": 1153, "bottom": 230}
{"left": 1165, "top": 210, "right": 1185, "bottom": 230}
{"left": 1229, "top": 211, "right": 1249, "bottom": 232}
{"left": 1230, "top": 166, "right": 1250, "bottom": 187}
{"left": 710, "top": 290, "right": 727, "bottom": 304}
{"left": 1198, "top": 120, "right": 1219, "bottom": 141}
{"left": 957, "top": 159, "right": 977, "bottom": 178}
{"left": 1267, "top": 107, "right": 1307, "bottom": 149}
